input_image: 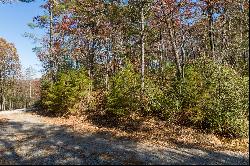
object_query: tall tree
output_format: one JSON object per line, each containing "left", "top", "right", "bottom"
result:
{"left": 0, "top": 37, "right": 21, "bottom": 110}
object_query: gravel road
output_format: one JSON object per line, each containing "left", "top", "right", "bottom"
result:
{"left": 0, "top": 109, "right": 249, "bottom": 165}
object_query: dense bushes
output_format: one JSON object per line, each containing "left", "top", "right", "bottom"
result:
{"left": 106, "top": 63, "right": 141, "bottom": 116}
{"left": 106, "top": 62, "right": 165, "bottom": 116}
{"left": 40, "top": 69, "right": 91, "bottom": 116}
{"left": 164, "top": 58, "right": 249, "bottom": 137}
{"left": 39, "top": 59, "right": 249, "bottom": 138}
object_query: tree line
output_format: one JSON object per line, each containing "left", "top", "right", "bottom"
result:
{"left": 28, "top": 0, "right": 249, "bottom": 137}
{"left": 0, "top": 37, "right": 40, "bottom": 110}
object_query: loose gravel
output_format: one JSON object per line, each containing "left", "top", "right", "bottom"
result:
{"left": 0, "top": 109, "right": 249, "bottom": 165}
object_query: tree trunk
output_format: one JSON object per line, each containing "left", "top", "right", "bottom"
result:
{"left": 167, "top": 20, "right": 182, "bottom": 78}
{"left": 141, "top": 6, "right": 145, "bottom": 94}
{"left": 9, "top": 99, "right": 11, "bottom": 110}
{"left": 181, "top": 46, "right": 186, "bottom": 79}
{"left": 89, "top": 39, "right": 95, "bottom": 80}
{"left": 29, "top": 80, "right": 32, "bottom": 107}
{"left": 105, "top": 38, "right": 111, "bottom": 91}
{"left": 159, "top": 28, "right": 164, "bottom": 85}
{"left": 208, "top": 5, "right": 215, "bottom": 61}
{"left": 2, "top": 95, "right": 5, "bottom": 111}
{"left": 49, "top": 0, "right": 55, "bottom": 81}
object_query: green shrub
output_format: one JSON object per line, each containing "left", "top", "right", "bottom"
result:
{"left": 143, "top": 62, "right": 177, "bottom": 116}
{"left": 106, "top": 61, "right": 167, "bottom": 117}
{"left": 164, "top": 58, "right": 249, "bottom": 137}
{"left": 143, "top": 78, "right": 165, "bottom": 115}
{"left": 106, "top": 62, "right": 141, "bottom": 116}
{"left": 41, "top": 68, "right": 91, "bottom": 116}
{"left": 202, "top": 62, "right": 249, "bottom": 137}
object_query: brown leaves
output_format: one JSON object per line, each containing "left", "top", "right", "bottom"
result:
{"left": 0, "top": 38, "right": 20, "bottom": 73}
{"left": 41, "top": 111, "right": 249, "bottom": 153}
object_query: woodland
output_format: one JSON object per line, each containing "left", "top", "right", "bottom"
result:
{"left": 0, "top": 0, "right": 249, "bottom": 138}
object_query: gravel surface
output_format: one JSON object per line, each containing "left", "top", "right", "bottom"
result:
{"left": 0, "top": 109, "right": 249, "bottom": 165}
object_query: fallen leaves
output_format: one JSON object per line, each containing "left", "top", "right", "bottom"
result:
{"left": 28, "top": 112, "right": 249, "bottom": 154}
{"left": 40, "top": 113, "right": 248, "bottom": 153}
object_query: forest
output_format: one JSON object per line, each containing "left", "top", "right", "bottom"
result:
{"left": 1, "top": 0, "right": 249, "bottom": 139}
{"left": 0, "top": 37, "right": 40, "bottom": 110}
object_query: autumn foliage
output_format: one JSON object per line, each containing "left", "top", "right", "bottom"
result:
{"left": 31, "top": 0, "right": 248, "bottom": 138}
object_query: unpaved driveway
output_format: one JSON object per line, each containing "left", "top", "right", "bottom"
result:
{"left": 0, "top": 110, "right": 248, "bottom": 165}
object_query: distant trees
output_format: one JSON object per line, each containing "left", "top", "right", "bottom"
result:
{"left": 0, "top": 37, "right": 40, "bottom": 110}
{"left": 0, "top": 37, "right": 20, "bottom": 110}
{"left": 24, "top": 66, "right": 38, "bottom": 108}
{"left": 13, "top": 74, "right": 40, "bottom": 109}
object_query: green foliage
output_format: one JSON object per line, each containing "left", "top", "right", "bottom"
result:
{"left": 164, "top": 58, "right": 249, "bottom": 137}
{"left": 106, "top": 62, "right": 141, "bottom": 116}
{"left": 106, "top": 61, "right": 166, "bottom": 117}
{"left": 41, "top": 68, "right": 91, "bottom": 116}
{"left": 39, "top": 59, "right": 248, "bottom": 138}
{"left": 143, "top": 78, "right": 165, "bottom": 114}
